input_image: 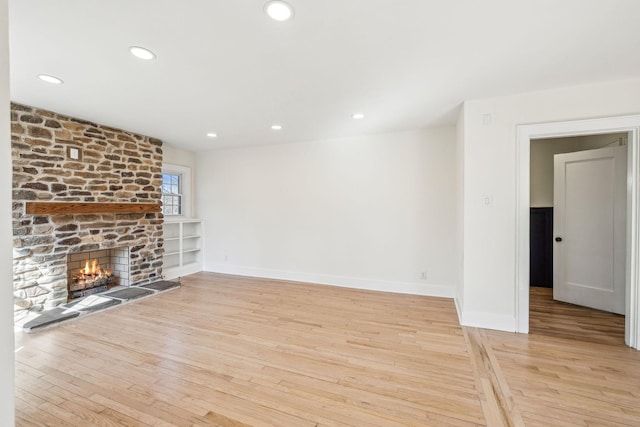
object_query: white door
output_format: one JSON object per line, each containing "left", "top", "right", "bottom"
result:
{"left": 553, "top": 145, "right": 627, "bottom": 314}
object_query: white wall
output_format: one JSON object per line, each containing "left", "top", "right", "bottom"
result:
{"left": 163, "top": 143, "right": 197, "bottom": 170}
{"left": 195, "top": 128, "right": 457, "bottom": 296}
{"left": 460, "top": 77, "right": 640, "bottom": 331}
{"left": 530, "top": 133, "right": 627, "bottom": 207}
{"left": 0, "top": 0, "right": 15, "bottom": 423}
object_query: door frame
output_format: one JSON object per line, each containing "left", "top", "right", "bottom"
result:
{"left": 516, "top": 115, "right": 640, "bottom": 348}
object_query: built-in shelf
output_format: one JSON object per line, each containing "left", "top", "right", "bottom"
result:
{"left": 164, "top": 235, "right": 200, "bottom": 242}
{"left": 25, "top": 202, "right": 161, "bottom": 215}
{"left": 163, "top": 219, "right": 203, "bottom": 279}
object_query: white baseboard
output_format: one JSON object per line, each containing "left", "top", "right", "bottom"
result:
{"left": 459, "top": 310, "right": 516, "bottom": 332}
{"left": 454, "top": 290, "right": 463, "bottom": 324}
{"left": 204, "top": 263, "right": 455, "bottom": 298}
{"left": 164, "top": 263, "right": 202, "bottom": 281}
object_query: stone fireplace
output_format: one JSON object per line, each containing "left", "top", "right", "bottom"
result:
{"left": 11, "top": 103, "right": 165, "bottom": 323}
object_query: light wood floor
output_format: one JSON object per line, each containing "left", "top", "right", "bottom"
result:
{"left": 14, "top": 274, "right": 640, "bottom": 426}
{"left": 528, "top": 286, "right": 625, "bottom": 346}
{"left": 484, "top": 287, "right": 639, "bottom": 426}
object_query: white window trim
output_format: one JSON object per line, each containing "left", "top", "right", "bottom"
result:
{"left": 162, "top": 163, "right": 192, "bottom": 220}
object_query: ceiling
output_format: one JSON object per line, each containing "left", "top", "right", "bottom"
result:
{"left": 9, "top": 0, "right": 640, "bottom": 151}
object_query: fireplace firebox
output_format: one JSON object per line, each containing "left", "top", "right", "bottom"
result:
{"left": 66, "top": 248, "right": 130, "bottom": 300}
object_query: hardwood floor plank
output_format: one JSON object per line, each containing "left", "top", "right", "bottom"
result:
{"left": 88, "top": 393, "right": 177, "bottom": 427}
{"left": 528, "top": 286, "right": 625, "bottom": 346}
{"left": 14, "top": 274, "right": 640, "bottom": 426}
{"left": 14, "top": 396, "right": 68, "bottom": 427}
{"left": 97, "top": 407, "right": 154, "bottom": 427}
{"left": 483, "top": 287, "right": 640, "bottom": 427}
{"left": 465, "top": 327, "right": 526, "bottom": 427}
{"left": 203, "top": 410, "right": 252, "bottom": 427}
{"left": 15, "top": 273, "right": 485, "bottom": 426}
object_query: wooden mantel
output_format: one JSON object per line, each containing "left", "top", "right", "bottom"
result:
{"left": 25, "top": 202, "right": 161, "bottom": 215}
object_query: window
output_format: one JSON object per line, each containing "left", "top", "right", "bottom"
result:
{"left": 161, "top": 173, "right": 182, "bottom": 216}
{"left": 162, "top": 163, "right": 191, "bottom": 218}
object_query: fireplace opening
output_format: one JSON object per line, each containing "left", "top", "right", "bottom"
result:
{"left": 66, "top": 247, "right": 130, "bottom": 300}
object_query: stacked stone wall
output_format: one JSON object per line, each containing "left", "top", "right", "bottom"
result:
{"left": 11, "top": 103, "right": 164, "bottom": 321}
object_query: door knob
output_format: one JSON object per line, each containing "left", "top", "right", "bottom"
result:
{"left": 555, "top": 237, "right": 563, "bottom": 242}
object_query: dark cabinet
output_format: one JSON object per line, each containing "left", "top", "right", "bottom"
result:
{"left": 530, "top": 207, "right": 553, "bottom": 287}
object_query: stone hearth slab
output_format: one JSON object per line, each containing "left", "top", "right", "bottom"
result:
{"left": 23, "top": 308, "right": 80, "bottom": 331}
{"left": 64, "top": 295, "right": 121, "bottom": 313}
{"left": 104, "top": 287, "right": 154, "bottom": 301}
{"left": 20, "top": 281, "right": 180, "bottom": 332}
{"left": 140, "top": 281, "right": 180, "bottom": 292}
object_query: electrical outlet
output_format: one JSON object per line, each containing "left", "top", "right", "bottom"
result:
{"left": 481, "top": 194, "right": 493, "bottom": 208}
{"left": 224, "top": 255, "right": 228, "bottom": 262}
{"left": 420, "top": 271, "right": 428, "bottom": 280}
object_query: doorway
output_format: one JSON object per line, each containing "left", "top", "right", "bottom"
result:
{"left": 530, "top": 134, "right": 628, "bottom": 306}
{"left": 516, "top": 115, "right": 640, "bottom": 349}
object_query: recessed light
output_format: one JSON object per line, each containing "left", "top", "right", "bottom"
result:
{"left": 271, "top": 124, "right": 283, "bottom": 130}
{"left": 264, "top": 1, "right": 294, "bottom": 21}
{"left": 37, "top": 74, "right": 63, "bottom": 85}
{"left": 352, "top": 113, "right": 365, "bottom": 119}
{"left": 129, "top": 46, "right": 156, "bottom": 60}
{"left": 207, "top": 132, "right": 218, "bottom": 138}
